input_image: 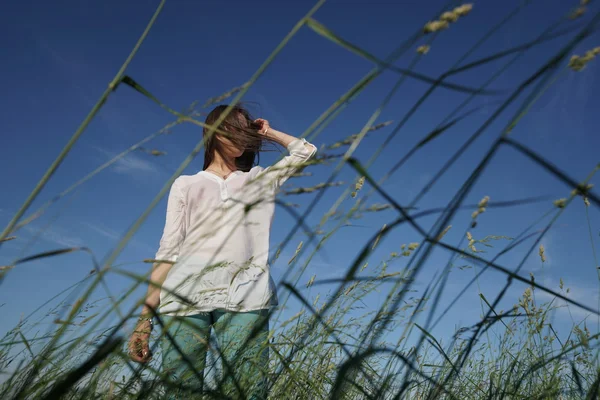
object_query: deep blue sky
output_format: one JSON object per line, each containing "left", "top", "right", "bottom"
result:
{"left": 1, "top": 0, "right": 599, "bottom": 347}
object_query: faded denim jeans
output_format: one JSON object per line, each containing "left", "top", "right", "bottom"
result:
{"left": 160, "top": 310, "right": 269, "bottom": 399}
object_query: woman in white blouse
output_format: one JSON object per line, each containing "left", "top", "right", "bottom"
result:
{"left": 128, "top": 104, "right": 317, "bottom": 399}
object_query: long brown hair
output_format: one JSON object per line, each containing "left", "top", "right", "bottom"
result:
{"left": 202, "top": 104, "right": 268, "bottom": 172}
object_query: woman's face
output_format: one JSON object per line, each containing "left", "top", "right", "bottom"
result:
{"left": 217, "top": 112, "right": 247, "bottom": 158}
{"left": 218, "top": 134, "right": 244, "bottom": 158}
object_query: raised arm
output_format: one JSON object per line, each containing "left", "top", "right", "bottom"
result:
{"left": 255, "top": 119, "right": 317, "bottom": 189}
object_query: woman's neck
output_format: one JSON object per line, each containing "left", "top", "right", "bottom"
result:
{"left": 207, "top": 152, "right": 237, "bottom": 173}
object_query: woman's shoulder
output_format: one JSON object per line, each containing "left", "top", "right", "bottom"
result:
{"left": 248, "top": 165, "right": 266, "bottom": 177}
{"left": 172, "top": 173, "right": 207, "bottom": 189}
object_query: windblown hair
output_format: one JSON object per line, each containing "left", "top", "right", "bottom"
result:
{"left": 203, "top": 104, "right": 272, "bottom": 172}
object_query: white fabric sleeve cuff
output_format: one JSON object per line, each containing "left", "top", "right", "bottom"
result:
{"left": 287, "top": 138, "right": 317, "bottom": 158}
{"left": 153, "top": 253, "right": 178, "bottom": 263}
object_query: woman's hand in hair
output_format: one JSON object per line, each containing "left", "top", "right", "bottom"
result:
{"left": 254, "top": 120, "right": 299, "bottom": 149}
{"left": 254, "top": 118, "right": 271, "bottom": 135}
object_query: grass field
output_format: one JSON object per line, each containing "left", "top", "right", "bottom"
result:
{"left": 1, "top": 0, "right": 600, "bottom": 398}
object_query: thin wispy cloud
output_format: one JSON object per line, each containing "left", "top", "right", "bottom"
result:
{"left": 83, "top": 222, "right": 120, "bottom": 241}
{"left": 535, "top": 277, "right": 597, "bottom": 322}
{"left": 83, "top": 222, "right": 155, "bottom": 255}
{"left": 21, "top": 224, "right": 83, "bottom": 248}
{"left": 92, "top": 145, "right": 162, "bottom": 177}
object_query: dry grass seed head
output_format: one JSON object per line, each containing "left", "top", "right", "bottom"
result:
{"left": 539, "top": 245, "right": 546, "bottom": 263}
{"left": 435, "top": 225, "right": 452, "bottom": 242}
{"left": 553, "top": 198, "right": 567, "bottom": 208}
{"left": 571, "top": 183, "right": 593, "bottom": 197}
{"left": 569, "top": 6, "right": 586, "bottom": 20}
{"left": 351, "top": 176, "right": 365, "bottom": 198}
{"left": 417, "top": 45, "right": 430, "bottom": 54}
{"left": 453, "top": 3, "right": 473, "bottom": 16}
{"left": 478, "top": 196, "right": 490, "bottom": 208}
{"left": 568, "top": 48, "right": 598, "bottom": 71}
{"left": 423, "top": 20, "right": 450, "bottom": 33}
{"left": 440, "top": 11, "right": 459, "bottom": 23}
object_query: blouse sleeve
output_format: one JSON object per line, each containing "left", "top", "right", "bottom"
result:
{"left": 154, "top": 178, "right": 186, "bottom": 263}
{"left": 259, "top": 138, "right": 317, "bottom": 189}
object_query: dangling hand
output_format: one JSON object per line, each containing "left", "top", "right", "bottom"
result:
{"left": 128, "top": 320, "right": 152, "bottom": 363}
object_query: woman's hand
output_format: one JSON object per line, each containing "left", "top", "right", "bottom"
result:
{"left": 254, "top": 118, "right": 271, "bottom": 135}
{"left": 128, "top": 320, "right": 152, "bottom": 363}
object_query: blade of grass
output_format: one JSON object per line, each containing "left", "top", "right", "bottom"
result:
{"left": 0, "top": 0, "right": 167, "bottom": 245}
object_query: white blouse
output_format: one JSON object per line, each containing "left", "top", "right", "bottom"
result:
{"left": 155, "top": 138, "right": 317, "bottom": 316}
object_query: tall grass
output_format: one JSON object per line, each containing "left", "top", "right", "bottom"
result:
{"left": 1, "top": 0, "right": 600, "bottom": 398}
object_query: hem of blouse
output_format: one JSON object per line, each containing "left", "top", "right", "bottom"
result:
{"left": 158, "top": 304, "right": 279, "bottom": 317}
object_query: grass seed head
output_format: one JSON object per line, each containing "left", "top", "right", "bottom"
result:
{"left": 313, "top": 293, "right": 320, "bottom": 307}
{"left": 478, "top": 195, "right": 490, "bottom": 208}
{"left": 539, "top": 245, "right": 546, "bottom": 263}
{"left": 360, "top": 262, "right": 368, "bottom": 272}
{"left": 530, "top": 272, "right": 535, "bottom": 285}
{"left": 467, "top": 232, "right": 476, "bottom": 252}
{"left": 367, "top": 203, "right": 392, "bottom": 212}
{"left": 424, "top": 4, "right": 471, "bottom": 34}
{"left": 424, "top": 20, "right": 449, "bottom": 33}
{"left": 440, "top": 11, "right": 459, "bottom": 23}
{"left": 569, "top": 6, "right": 586, "bottom": 20}
{"left": 569, "top": 55, "right": 586, "bottom": 71}
{"left": 352, "top": 176, "right": 365, "bottom": 198}
{"left": 569, "top": 48, "right": 598, "bottom": 71}
{"left": 553, "top": 198, "right": 567, "bottom": 208}
{"left": 356, "top": 176, "right": 365, "bottom": 190}
{"left": 417, "top": 45, "right": 430, "bottom": 54}
{"left": 453, "top": 3, "right": 473, "bottom": 16}
{"left": 571, "top": 183, "right": 593, "bottom": 197}
{"left": 436, "top": 225, "right": 452, "bottom": 242}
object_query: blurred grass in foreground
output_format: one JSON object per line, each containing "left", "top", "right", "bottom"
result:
{"left": 2, "top": 0, "right": 600, "bottom": 398}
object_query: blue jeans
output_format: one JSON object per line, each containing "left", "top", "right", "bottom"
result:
{"left": 160, "top": 310, "right": 269, "bottom": 399}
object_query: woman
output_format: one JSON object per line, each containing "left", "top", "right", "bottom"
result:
{"left": 128, "top": 104, "right": 317, "bottom": 399}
